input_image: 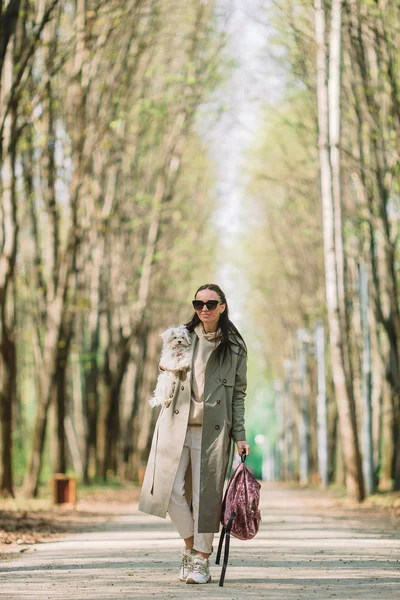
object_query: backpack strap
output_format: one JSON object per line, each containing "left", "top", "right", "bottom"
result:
{"left": 217, "top": 512, "right": 236, "bottom": 587}
{"left": 216, "top": 450, "right": 246, "bottom": 586}
{"left": 215, "top": 526, "right": 225, "bottom": 565}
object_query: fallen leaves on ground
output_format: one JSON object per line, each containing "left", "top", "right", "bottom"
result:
{"left": 0, "top": 485, "right": 141, "bottom": 550}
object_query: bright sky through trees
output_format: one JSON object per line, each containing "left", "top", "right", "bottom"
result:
{"left": 202, "top": 0, "right": 274, "bottom": 328}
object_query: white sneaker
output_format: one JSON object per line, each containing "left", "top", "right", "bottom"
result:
{"left": 178, "top": 548, "right": 193, "bottom": 582}
{"left": 186, "top": 555, "right": 211, "bottom": 584}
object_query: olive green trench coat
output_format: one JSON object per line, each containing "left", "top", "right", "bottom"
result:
{"left": 138, "top": 330, "right": 247, "bottom": 533}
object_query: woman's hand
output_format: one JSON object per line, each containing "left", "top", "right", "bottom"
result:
{"left": 236, "top": 440, "right": 250, "bottom": 456}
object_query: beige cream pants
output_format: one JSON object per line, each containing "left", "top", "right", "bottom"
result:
{"left": 168, "top": 426, "right": 214, "bottom": 555}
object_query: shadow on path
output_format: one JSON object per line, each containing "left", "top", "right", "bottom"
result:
{"left": 0, "top": 484, "right": 399, "bottom": 600}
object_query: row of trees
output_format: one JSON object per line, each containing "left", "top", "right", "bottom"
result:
{"left": 0, "top": 0, "right": 222, "bottom": 498}
{"left": 245, "top": 0, "right": 400, "bottom": 498}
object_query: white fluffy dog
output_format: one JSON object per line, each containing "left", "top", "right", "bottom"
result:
{"left": 150, "top": 325, "right": 192, "bottom": 408}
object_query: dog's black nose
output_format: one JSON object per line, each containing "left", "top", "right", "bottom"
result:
{"left": 178, "top": 340, "right": 181, "bottom": 344}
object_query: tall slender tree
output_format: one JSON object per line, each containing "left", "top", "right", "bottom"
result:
{"left": 314, "top": 0, "right": 364, "bottom": 501}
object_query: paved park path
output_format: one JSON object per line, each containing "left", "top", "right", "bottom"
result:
{"left": 1, "top": 484, "right": 399, "bottom": 600}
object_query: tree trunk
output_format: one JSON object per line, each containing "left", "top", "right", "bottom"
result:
{"left": 347, "top": 0, "right": 400, "bottom": 489}
{"left": 328, "top": 398, "right": 338, "bottom": 483}
{"left": 297, "top": 333, "right": 309, "bottom": 485}
{"left": 82, "top": 162, "right": 118, "bottom": 483}
{"left": 83, "top": 242, "right": 101, "bottom": 483}
{"left": 125, "top": 326, "right": 149, "bottom": 481}
{"left": 53, "top": 320, "right": 73, "bottom": 474}
{"left": 314, "top": 0, "right": 364, "bottom": 500}
{"left": 137, "top": 329, "right": 159, "bottom": 471}
{"left": 284, "top": 367, "right": 294, "bottom": 480}
{"left": 0, "top": 31, "right": 18, "bottom": 498}
{"left": 23, "top": 0, "right": 85, "bottom": 497}
{"left": 23, "top": 232, "right": 77, "bottom": 497}
{"left": 329, "top": 0, "right": 353, "bottom": 402}
{"left": 83, "top": 332, "right": 99, "bottom": 484}
{"left": 315, "top": 321, "right": 329, "bottom": 487}
{"left": 380, "top": 377, "right": 394, "bottom": 490}
{"left": 333, "top": 414, "right": 345, "bottom": 486}
{"left": 0, "top": 329, "right": 16, "bottom": 497}
{"left": 358, "top": 262, "right": 374, "bottom": 494}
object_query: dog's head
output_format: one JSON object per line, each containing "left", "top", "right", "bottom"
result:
{"left": 161, "top": 325, "right": 191, "bottom": 350}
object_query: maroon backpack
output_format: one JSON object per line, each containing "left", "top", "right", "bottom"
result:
{"left": 216, "top": 451, "right": 261, "bottom": 586}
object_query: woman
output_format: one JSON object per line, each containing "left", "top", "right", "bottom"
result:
{"left": 139, "top": 283, "right": 250, "bottom": 584}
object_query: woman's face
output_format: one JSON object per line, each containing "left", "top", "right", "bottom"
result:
{"left": 195, "top": 289, "right": 226, "bottom": 330}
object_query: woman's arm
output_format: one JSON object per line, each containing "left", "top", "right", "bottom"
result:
{"left": 232, "top": 350, "right": 249, "bottom": 455}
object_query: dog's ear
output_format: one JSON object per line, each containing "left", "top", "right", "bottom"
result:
{"left": 161, "top": 327, "right": 174, "bottom": 344}
{"left": 160, "top": 328, "right": 169, "bottom": 342}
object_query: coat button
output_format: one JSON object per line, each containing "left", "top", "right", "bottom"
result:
{"left": 215, "top": 424, "right": 220, "bottom": 430}
{"left": 174, "top": 409, "right": 179, "bottom": 414}
{"left": 222, "top": 378, "right": 227, "bottom": 383}
{"left": 216, "top": 399, "right": 221, "bottom": 404}
{"left": 181, "top": 386, "right": 184, "bottom": 391}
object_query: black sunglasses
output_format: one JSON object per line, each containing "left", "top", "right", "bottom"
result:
{"left": 192, "top": 299, "right": 221, "bottom": 311}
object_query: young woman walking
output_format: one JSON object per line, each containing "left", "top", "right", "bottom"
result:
{"left": 139, "top": 283, "right": 250, "bottom": 584}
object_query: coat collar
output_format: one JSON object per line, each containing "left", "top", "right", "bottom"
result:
{"left": 188, "top": 328, "right": 244, "bottom": 352}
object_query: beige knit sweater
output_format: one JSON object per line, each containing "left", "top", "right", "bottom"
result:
{"left": 188, "top": 323, "right": 222, "bottom": 425}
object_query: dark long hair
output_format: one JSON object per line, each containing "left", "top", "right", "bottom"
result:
{"left": 184, "top": 283, "right": 247, "bottom": 362}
